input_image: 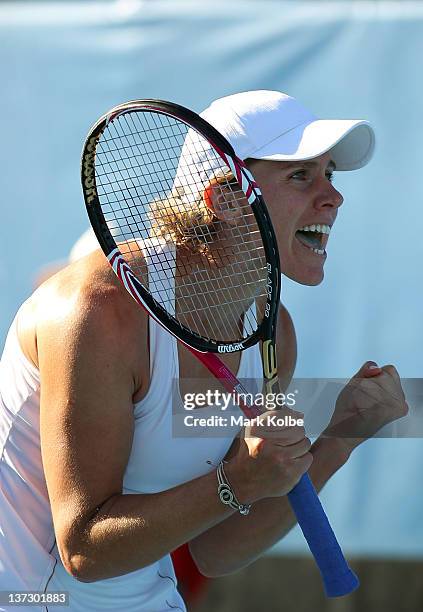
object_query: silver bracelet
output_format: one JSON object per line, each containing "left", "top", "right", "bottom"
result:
{"left": 217, "top": 461, "right": 251, "bottom": 516}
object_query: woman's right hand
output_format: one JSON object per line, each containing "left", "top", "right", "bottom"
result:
{"left": 225, "top": 409, "right": 313, "bottom": 504}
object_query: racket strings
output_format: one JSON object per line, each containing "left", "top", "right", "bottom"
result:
{"left": 94, "top": 110, "right": 268, "bottom": 343}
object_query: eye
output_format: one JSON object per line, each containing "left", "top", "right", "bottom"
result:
{"left": 288, "top": 167, "right": 335, "bottom": 183}
{"left": 289, "top": 169, "right": 309, "bottom": 181}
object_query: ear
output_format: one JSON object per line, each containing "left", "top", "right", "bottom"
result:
{"left": 202, "top": 180, "right": 244, "bottom": 226}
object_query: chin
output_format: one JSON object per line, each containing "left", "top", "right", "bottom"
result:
{"left": 283, "top": 267, "right": 324, "bottom": 286}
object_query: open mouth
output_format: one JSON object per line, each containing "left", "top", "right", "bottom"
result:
{"left": 295, "top": 224, "right": 330, "bottom": 256}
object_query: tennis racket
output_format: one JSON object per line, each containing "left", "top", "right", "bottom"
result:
{"left": 81, "top": 99, "right": 358, "bottom": 597}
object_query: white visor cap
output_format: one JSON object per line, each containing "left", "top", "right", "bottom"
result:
{"left": 200, "top": 90, "right": 375, "bottom": 171}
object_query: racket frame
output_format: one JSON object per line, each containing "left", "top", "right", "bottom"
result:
{"left": 81, "top": 99, "right": 280, "bottom": 356}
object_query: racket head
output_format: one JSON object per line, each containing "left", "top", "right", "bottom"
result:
{"left": 81, "top": 99, "right": 280, "bottom": 354}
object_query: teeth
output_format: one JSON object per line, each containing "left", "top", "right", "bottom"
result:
{"left": 312, "top": 248, "right": 325, "bottom": 255}
{"left": 298, "top": 224, "right": 331, "bottom": 235}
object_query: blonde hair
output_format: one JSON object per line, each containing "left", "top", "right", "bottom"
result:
{"left": 150, "top": 169, "right": 237, "bottom": 253}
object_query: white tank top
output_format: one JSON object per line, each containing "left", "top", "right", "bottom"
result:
{"left": 0, "top": 255, "right": 263, "bottom": 611}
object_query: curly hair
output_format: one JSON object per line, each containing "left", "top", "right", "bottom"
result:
{"left": 149, "top": 169, "right": 237, "bottom": 253}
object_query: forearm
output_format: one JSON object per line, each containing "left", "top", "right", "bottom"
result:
{"left": 189, "top": 438, "right": 350, "bottom": 577}
{"left": 66, "top": 469, "right": 235, "bottom": 582}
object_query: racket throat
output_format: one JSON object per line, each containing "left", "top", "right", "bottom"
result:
{"left": 261, "top": 339, "right": 280, "bottom": 396}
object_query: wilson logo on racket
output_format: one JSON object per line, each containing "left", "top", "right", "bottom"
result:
{"left": 82, "top": 135, "right": 99, "bottom": 204}
{"left": 217, "top": 342, "right": 245, "bottom": 353}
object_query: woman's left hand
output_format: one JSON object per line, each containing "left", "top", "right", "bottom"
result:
{"left": 322, "top": 361, "right": 409, "bottom": 454}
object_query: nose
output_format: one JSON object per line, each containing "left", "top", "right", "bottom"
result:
{"left": 314, "top": 180, "right": 344, "bottom": 210}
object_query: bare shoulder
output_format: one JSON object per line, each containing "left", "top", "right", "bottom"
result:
{"left": 276, "top": 303, "right": 297, "bottom": 391}
{"left": 21, "top": 250, "right": 149, "bottom": 395}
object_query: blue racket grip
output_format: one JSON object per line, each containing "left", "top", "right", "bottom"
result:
{"left": 287, "top": 473, "right": 359, "bottom": 597}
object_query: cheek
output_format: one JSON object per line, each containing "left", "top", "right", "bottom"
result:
{"left": 267, "top": 201, "right": 299, "bottom": 250}
{"left": 250, "top": 170, "right": 302, "bottom": 248}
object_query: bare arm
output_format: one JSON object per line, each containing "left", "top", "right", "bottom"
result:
{"left": 188, "top": 302, "right": 346, "bottom": 577}
{"left": 38, "top": 282, "right": 311, "bottom": 583}
{"left": 37, "top": 283, "right": 236, "bottom": 582}
{"left": 189, "top": 437, "right": 349, "bottom": 577}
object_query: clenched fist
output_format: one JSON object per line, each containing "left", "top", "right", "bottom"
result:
{"left": 323, "top": 361, "right": 409, "bottom": 453}
{"left": 225, "top": 409, "right": 313, "bottom": 505}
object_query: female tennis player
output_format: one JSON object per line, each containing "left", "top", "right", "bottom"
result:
{"left": 0, "top": 90, "right": 407, "bottom": 611}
